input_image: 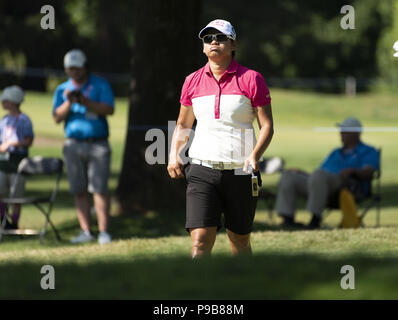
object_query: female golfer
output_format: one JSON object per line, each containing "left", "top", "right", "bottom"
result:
{"left": 167, "top": 19, "right": 274, "bottom": 258}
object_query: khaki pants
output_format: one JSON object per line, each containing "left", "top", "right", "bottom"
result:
{"left": 276, "top": 169, "right": 342, "bottom": 218}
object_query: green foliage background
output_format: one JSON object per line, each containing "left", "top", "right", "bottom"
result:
{"left": 1, "top": 0, "right": 397, "bottom": 93}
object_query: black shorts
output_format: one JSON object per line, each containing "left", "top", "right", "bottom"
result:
{"left": 184, "top": 163, "right": 262, "bottom": 235}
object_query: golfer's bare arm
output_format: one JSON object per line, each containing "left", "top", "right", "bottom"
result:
{"left": 252, "top": 104, "right": 274, "bottom": 161}
{"left": 167, "top": 105, "right": 196, "bottom": 179}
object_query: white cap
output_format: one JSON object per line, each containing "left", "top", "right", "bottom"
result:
{"left": 64, "top": 49, "right": 86, "bottom": 68}
{"left": 393, "top": 41, "right": 398, "bottom": 57}
{"left": 198, "top": 19, "right": 236, "bottom": 40}
{"left": 337, "top": 117, "right": 363, "bottom": 132}
{"left": 0, "top": 85, "right": 24, "bottom": 104}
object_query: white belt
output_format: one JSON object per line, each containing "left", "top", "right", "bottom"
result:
{"left": 191, "top": 159, "right": 244, "bottom": 170}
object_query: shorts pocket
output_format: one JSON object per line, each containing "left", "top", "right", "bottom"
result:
{"left": 183, "top": 162, "right": 191, "bottom": 181}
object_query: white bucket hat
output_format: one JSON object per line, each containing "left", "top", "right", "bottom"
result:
{"left": 0, "top": 85, "right": 24, "bottom": 104}
{"left": 337, "top": 117, "right": 363, "bottom": 132}
{"left": 64, "top": 49, "right": 87, "bottom": 68}
{"left": 198, "top": 19, "right": 236, "bottom": 40}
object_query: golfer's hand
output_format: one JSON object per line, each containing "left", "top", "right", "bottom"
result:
{"left": 244, "top": 153, "right": 259, "bottom": 173}
{"left": 167, "top": 161, "right": 185, "bottom": 179}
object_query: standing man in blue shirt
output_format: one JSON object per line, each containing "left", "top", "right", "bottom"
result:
{"left": 275, "top": 117, "right": 380, "bottom": 229}
{"left": 53, "top": 49, "right": 114, "bottom": 244}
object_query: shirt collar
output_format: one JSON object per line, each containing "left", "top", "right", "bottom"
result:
{"left": 340, "top": 141, "right": 364, "bottom": 154}
{"left": 69, "top": 74, "right": 91, "bottom": 90}
{"left": 226, "top": 58, "right": 239, "bottom": 74}
{"left": 205, "top": 58, "right": 238, "bottom": 77}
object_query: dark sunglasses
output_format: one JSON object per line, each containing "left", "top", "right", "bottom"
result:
{"left": 202, "top": 33, "right": 232, "bottom": 44}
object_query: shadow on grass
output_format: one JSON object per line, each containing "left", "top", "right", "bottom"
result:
{"left": 1, "top": 252, "right": 398, "bottom": 299}
{"left": 107, "top": 211, "right": 188, "bottom": 239}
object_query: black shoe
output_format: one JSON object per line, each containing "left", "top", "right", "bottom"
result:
{"left": 3, "top": 219, "right": 18, "bottom": 230}
{"left": 281, "top": 216, "right": 305, "bottom": 229}
{"left": 307, "top": 215, "right": 321, "bottom": 229}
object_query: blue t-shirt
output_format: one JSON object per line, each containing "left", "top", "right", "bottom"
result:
{"left": 52, "top": 74, "right": 114, "bottom": 140}
{"left": 321, "top": 142, "right": 380, "bottom": 174}
{"left": 320, "top": 141, "right": 380, "bottom": 195}
{"left": 0, "top": 113, "right": 34, "bottom": 155}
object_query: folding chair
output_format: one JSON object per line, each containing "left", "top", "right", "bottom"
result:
{"left": 0, "top": 157, "right": 63, "bottom": 242}
{"left": 257, "top": 156, "right": 285, "bottom": 223}
{"left": 359, "top": 148, "right": 382, "bottom": 227}
{"left": 324, "top": 148, "right": 382, "bottom": 227}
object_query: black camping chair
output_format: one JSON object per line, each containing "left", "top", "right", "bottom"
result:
{"left": 0, "top": 157, "right": 63, "bottom": 242}
{"left": 257, "top": 156, "right": 285, "bottom": 223}
{"left": 324, "top": 148, "right": 382, "bottom": 227}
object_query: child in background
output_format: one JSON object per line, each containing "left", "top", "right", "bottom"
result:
{"left": 0, "top": 85, "right": 34, "bottom": 229}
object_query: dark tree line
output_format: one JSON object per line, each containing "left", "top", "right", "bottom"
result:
{"left": 1, "top": 0, "right": 394, "bottom": 91}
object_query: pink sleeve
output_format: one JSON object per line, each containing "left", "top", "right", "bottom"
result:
{"left": 179, "top": 76, "right": 193, "bottom": 106}
{"left": 250, "top": 72, "right": 271, "bottom": 107}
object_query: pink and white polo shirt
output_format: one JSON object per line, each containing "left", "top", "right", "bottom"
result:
{"left": 180, "top": 59, "right": 271, "bottom": 164}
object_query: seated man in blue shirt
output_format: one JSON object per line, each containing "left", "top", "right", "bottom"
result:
{"left": 53, "top": 49, "right": 115, "bottom": 244}
{"left": 275, "top": 117, "right": 380, "bottom": 229}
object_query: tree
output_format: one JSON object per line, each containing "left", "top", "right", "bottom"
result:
{"left": 376, "top": 0, "right": 398, "bottom": 87}
{"left": 116, "top": 0, "right": 202, "bottom": 214}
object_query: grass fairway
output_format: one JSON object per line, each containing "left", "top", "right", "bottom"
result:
{"left": 0, "top": 88, "right": 397, "bottom": 299}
